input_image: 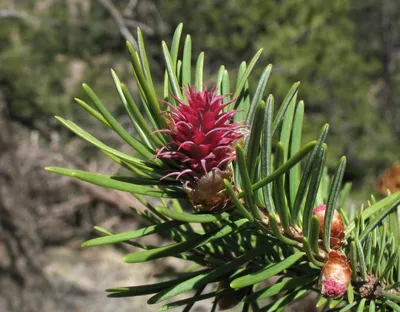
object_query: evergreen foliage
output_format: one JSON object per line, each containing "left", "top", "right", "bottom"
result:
{"left": 47, "top": 24, "right": 400, "bottom": 311}
{"left": 155, "top": 0, "right": 400, "bottom": 178}
{"left": 2, "top": 0, "right": 399, "bottom": 180}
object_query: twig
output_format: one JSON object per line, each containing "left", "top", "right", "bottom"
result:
{"left": 0, "top": 9, "right": 40, "bottom": 26}
{"left": 98, "top": 0, "right": 138, "bottom": 49}
{"left": 123, "top": 18, "right": 154, "bottom": 35}
{"left": 124, "top": 0, "right": 138, "bottom": 16}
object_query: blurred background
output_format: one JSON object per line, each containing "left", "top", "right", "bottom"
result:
{"left": 0, "top": 0, "right": 399, "bottom": 311}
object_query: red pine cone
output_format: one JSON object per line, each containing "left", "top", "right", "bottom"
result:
{"left": 156, "top": 87, "right": 245, "bottom": 182}
{"left": 156, "top": 87, "right": 246, "bottom": 211}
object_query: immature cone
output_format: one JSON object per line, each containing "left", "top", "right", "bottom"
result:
{"left": 313, "top": 204, "right": 345, "bottom": 249}
{"left": 156, "top": 87, "right": 246, "bottom": 211}
{"left": 320, "top": 251, "right": 352, "bottom": 298}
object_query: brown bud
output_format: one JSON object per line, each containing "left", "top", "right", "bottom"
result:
{"left": 320, "top": 251, "right": 352, "bottom": 298}
{"left": 184, "top": 168, "right": 232, "bottom": 211}
{"left": 313, "top": 204, "right": 345, "bottom": 249}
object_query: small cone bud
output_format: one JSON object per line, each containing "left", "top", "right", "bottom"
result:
{"left": 313, "top": 204, "right": 345, "bottom": 249}
{"left": 320, "top": 251, "right": 352, "bottom": 298}
{"left": 184, "top": 168, "right": 232, "bottom": 211}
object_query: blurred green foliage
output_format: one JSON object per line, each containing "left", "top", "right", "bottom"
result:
{"left": 1, "top": 0, "right": 399, "bottom": 190}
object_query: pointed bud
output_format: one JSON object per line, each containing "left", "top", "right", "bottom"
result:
{"left": 313, "top": 204, "right": 345, "bottom": 249}
{"left": 320, "top": 251, "right": 352, "bottom": 298}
